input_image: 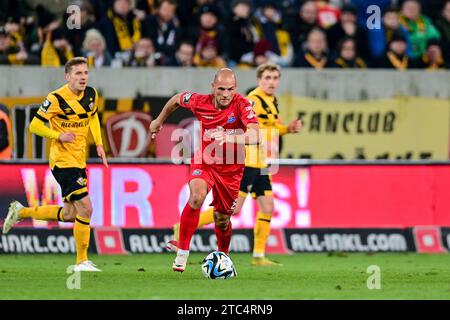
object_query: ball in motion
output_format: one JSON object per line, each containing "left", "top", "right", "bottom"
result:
{"left": 201, "top": 251, "right": 237, "bottom": 280}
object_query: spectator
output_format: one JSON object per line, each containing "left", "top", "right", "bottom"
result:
{"left": 330, "top": 37, "right": 367, "bottom": 68}
{"left": 177, "top": 0, "right": 218, "bottom": 30}
{"left": 0, "top": 105, "right": 12, "bottom": 160}
{"left": 239, "top": 39, "right": 276, "bottom": 67}
{"left": 129, "top": 37, "right": 163, "bottom": 67}
{"left": 98, "top": 0, "right": 143, "bottom": 58}
{"left": 165, "top": 41, "right": 196, "bottom": 67}
{"left": 143, "top": 0, "right": 181, "bottom": 62}
{"left": 189, "top": 4, "right": 229, "bottom": 60}
{"left": 435, "top": 0, "right": 450, "bottom": 62}
{"left": 399, "top": 0, "right": 441, "bottom": 59}
{"left": 414, "top": 39, "right": 448, "bottom": 69}
{"left": 286, "top": 1, "right": 319, "bottom": 55}
{"left": 368, "top": 7, "right": 412, "bottom": 61}
{"left": 252, "top": 1, "right": 293, "bottom": 67}
{"left": 192, "top": 36, "right": 227, "bottom": 67}
{"left": 65, "top": 0, "right": 96, "bottom": 56}
{"left": 0, "top": 25, "right": 38, "bottom": 65}
{"left": 376, "top": 31, "right": 412, "bottom": 70}
{"left": 82, "top": 28, "right": 112, "bottom": 67}
{"left": 41, "top": 28, "right": 74, "bottom": 67}
{"left": 226, "top": 0, "right": 255, "bottom": 64}
{"left": 326, "top": 4, "right": 369, "bottom": 61}
{"left": 293, "top": 28, "right": 331, "bottom": 68}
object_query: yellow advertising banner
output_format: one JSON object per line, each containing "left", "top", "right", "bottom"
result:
{"left": 278, "top": 96, "right": 450, "bottom": 160}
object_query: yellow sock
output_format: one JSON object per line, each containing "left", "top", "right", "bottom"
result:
{"left": 19, "top": 205, "right": 63, "bottom": 221}
{"left": 198, "top": 207, "right": 215, "bottom": 227}
{"left": 74, "top": 215, "right": 90, "bottom": 264}
{"left": 253, "top": 211, "right": 272, "bottom": 257}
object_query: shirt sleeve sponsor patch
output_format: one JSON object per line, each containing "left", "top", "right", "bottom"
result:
{"left": 183, "top": 92, "right": 193, "bottom": 104}
{"left": 39, "top": 99, "right": 51, "bottom": 113}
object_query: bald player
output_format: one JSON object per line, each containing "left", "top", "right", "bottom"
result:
{"left": 149, "top": 68, "right": 260, "bottom": 272}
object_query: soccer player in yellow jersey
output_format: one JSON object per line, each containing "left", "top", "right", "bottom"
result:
{"left": 173, "top": 62, "right": 302, "bottom": 266}
{"left": 2, "top": 57, "right": 108, "bottom": 272}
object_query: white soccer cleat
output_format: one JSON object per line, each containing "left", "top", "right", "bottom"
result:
{"left": 172, "top": 252, "right": 188, "bottom": 273}
{"left": 2, "top": 201, "right": 23, "bottom": 234}
{"left": 73, "top": 260, "right": 102, "bottom": 272}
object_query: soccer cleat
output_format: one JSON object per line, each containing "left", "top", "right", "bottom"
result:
{"left": 2, "top": 201, "right": 23, "bottom": 234}
{"left": 73, "top": 260, "right": 102, "bottom": 272}
{"left": 166, "top": 239, "right": 179, "bottom": 252}
{"left": 251, "top": 257, "right": 283, "bottom": 267}
{"left": 172, "top": 253, "right": 188, "bottom": 273}
{"left": 172, "top": 223, "right": 180, "bottom": 241}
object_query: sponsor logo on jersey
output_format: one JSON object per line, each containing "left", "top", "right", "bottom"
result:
{"left": 193, "top": 169, "right": 202, "bottom": 176}
{"left": 227, "top": 112, "right": 236, "bottom": 123}
{"left": 247, "top": 111, "right": 256, "bottom": 119}
{"left": 183, "top": 92, "right": 193, "bottom": 104}
{"left": 61, "top": 120, "right": 89, "bottom": 128}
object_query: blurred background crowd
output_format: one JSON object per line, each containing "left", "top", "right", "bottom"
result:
{"left": 0, "top": 0, "right": 449, "bottom": 70}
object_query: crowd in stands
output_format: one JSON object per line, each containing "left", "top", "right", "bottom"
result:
{"left": 0, "top": 0, "right": 449, "bottom": 70}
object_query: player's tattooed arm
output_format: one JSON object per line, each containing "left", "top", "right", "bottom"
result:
{"left": 149, "top": 93, "right": 182, "bottom": 139}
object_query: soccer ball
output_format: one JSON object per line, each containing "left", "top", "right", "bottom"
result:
{"left": 201, "top": 251, "right": 237, "bottom": 280}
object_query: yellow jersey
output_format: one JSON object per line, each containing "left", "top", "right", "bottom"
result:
{"left": 245, "top": 87, "right": 288, "bottom": 169}
{"left": 33, "top": 84, "right": 102, "bottom": 169}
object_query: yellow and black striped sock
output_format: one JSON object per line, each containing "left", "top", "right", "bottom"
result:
{"left": 19, "top": 205, "right": 63, "bottom": 221}
{"left": 74, "top": 215, "right": 90, "bottom": 264}
{"left": 253, "top": 211, "right": 272, "bottom": 258}
{"left": 198, "top": 207, "right": 215, "bottom": 227}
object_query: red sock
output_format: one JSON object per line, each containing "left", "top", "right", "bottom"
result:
{"left": 178, "top": 203, "right": 200, "bottom": 250}
{"left": 215, "top": 220, "right": 232, "bottom": 255}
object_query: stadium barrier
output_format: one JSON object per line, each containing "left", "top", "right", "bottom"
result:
{"left": 0, "top": 227, "right": 449, "bottom": 254}
{"left": 0, "top": 160, "right": 449, "bottom": 226}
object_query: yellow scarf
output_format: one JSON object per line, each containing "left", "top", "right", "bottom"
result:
{"left": 387, "top": 52, "right": 408, "bottom": 70}
{"left": 108, "top": 9, "right": 141, "bottom": 52}
{"left": 399, "top": 15, "right": 426, "bottom": 33}
{"left": 335, "top": 57, "right": 367, "bottom": 68}
{"left": 305, "top": 52, "right": 327, "bottom": 69}
{"left": 422, "top": 55, "right": 444, "bottom": 70}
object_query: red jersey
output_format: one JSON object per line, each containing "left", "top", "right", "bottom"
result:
{"left": 179, "top": 92, "right": 258, "bottom": 173}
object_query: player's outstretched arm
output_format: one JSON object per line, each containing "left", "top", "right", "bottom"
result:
{"left": 149, "top": 93, "right": 182, "bottom": 139}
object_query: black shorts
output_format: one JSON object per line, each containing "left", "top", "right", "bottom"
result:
{"left": 239, "top": 167, "right": 272, "bottom": 199}
{"left": 51, "top": 166, "right": 89, "bottom": 202}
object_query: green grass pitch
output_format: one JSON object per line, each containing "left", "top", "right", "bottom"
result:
{"left": 1, "top": 253, "right": 450, "bottom": 300}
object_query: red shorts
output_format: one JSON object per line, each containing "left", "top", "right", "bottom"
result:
{"left": 189, "top": 164, "right": 244, "bottom": 215}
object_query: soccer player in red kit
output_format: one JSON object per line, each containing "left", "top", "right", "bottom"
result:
{"left": 149, "top": 68, "right": 260, "bottom": 272}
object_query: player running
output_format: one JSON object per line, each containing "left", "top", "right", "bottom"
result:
{"left": 174, "top": 62, "right": 302, "bottom": 266}
{"left": 2, "top": 57, "right": 108, "bottom": 272}
{"left": 149, "top": 68, "right": 260, "bottom": 272}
